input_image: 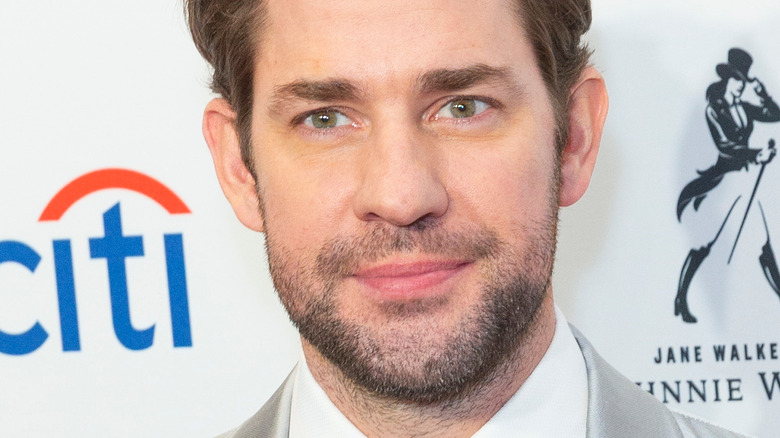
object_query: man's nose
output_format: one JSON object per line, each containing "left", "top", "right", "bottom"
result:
{"left": 352, "top": 124, "right": 449, "bottom": 227}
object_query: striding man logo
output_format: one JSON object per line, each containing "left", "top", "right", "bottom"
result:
{"left": 676, "top": 48, "right": 780, "bottom": 323}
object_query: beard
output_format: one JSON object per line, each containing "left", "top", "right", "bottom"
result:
{"left": 263, "top": 207, "right": 559, "bottom": 404}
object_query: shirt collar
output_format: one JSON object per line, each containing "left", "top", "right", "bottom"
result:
{"left": 289, "top": 351, "right": 365, "bottom": 437}
{"left": 471, "top": 306, "right": 588, "bottom": 437}
{"left": 289, "top": 306, "right": 587, "bottom": 437}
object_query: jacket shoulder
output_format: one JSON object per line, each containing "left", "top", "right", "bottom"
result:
{"left": 672, "top": 411, "right": 753, "bottom": 438}
{"left": 570, "top": 325, "right": 748, "bottom": 437}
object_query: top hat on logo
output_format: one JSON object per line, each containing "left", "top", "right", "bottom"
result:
{"left": 716, "top": 48, "right": 753, "bottom": 81}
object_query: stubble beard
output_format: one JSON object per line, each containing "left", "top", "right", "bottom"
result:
{"left": 263, "top": 203, "right": 559, "bottom": 405}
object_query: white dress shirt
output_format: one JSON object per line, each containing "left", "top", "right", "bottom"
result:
{"left": 289, "top": 306, "right": 588, "bottom": 437}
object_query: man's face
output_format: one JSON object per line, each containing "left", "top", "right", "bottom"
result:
{"left": 251, "top": 0, "right": 560, "bottom": 401}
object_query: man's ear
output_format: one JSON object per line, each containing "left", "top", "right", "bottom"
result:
{"left": 559, "top": 67, "right": 609, "bottom": 207}
{"left": 202, "top": 98, "right": 265, "bottom": 232}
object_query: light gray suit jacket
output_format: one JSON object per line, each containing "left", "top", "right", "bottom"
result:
{"left": 218, "top": 327, "right": 747, "bottom": 437}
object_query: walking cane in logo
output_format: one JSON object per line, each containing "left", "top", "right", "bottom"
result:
{"left": 675, "top": 48, "right": 780, "bottom": 323}
{"left": 729, "top": 139, "right": 775, "bottom": 263}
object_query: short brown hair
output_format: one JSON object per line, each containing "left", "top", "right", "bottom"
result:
{"left": 186, "top": 0, "right": 267, "bottom": 173}
{"left": 516, "top": 1, "right": 592, "bottom": 152}
{"left": 185, "top": 0, "right": 592, "bottom": 171}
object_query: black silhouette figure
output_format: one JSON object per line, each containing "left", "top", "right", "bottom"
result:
{"left": 675, "top": 48, "right": 780, "bottom": 323}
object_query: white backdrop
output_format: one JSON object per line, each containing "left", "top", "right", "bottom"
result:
{"left": 1, "top": 1, "right": 778, "bottom": 436}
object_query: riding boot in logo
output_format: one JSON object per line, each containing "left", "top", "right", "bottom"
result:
{"left": 676, "top": 48, "right": 780, "bottom": 323}
{"left": 758, "top": 203, "right": 780, "bottom": 297}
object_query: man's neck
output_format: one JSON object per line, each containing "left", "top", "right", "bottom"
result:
{"left": 301, "top": 296, "right": 557, "bottom": 438}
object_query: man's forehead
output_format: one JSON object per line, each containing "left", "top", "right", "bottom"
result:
{"left": 257, "top": 0, "right": 530, "bottom": 91}
{"left": 263, "top": 0, "right": 517, "bottom": 25}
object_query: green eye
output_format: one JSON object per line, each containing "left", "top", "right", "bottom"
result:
{"left": 449, "top": 100, "right": 477, "bottom": 118}
{"left": 436, "top": 98, "right": 489, "bottom": 120}
{"left": 304, "top": 109, "right": 351, "bottom": 129}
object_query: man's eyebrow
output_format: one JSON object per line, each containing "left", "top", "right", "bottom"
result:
{"left": 270, "top": 79, "right": 361, "bottom": 107}
{"left": 417, "top": 64, "right": 515, "bottom": 94}
{"left": 267, "top": 65, "right": 517, "bottom": 114}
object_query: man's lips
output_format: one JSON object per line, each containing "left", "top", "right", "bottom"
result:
{"left": 351, "top": 260, "right": 471, "bottom": 300}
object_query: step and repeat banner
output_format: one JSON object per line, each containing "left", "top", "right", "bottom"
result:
{"left": 558, "top": 1, "right": 780, "bottom": 436}
{"left": 1, "top": 1, "right": 778, "bottom": 436}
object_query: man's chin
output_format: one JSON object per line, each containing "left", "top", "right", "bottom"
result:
{"left": 332, "top": 333, "right": 499, "bottom": 404}
{"left": 299, "top": 286, "right": 546, "bottom": 405}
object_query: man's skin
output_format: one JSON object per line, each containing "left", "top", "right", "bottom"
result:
{"left": 202, "top": 0, "right": 608, "bottom": 436}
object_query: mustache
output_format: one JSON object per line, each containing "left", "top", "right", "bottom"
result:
{"left": 315, "top": 218, "right": 501, "bottom": 279}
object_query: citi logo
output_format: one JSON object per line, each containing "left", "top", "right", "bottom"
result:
{"left": 1, "top": 169, "right": 193, "bottom": 355}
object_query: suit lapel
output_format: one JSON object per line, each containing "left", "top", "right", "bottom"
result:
{"left": 224, "top": 366, "right": 296, "bottom": 438}
{"left": 571, "top": 326, "right": 684, "bottom": 438}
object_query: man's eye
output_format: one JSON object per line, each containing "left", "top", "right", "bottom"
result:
{"left": 303, "top": 110, "right": 353, "bottom": 129}
{"left": 436, "top": 98, "right": 489, "bottom": 119}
